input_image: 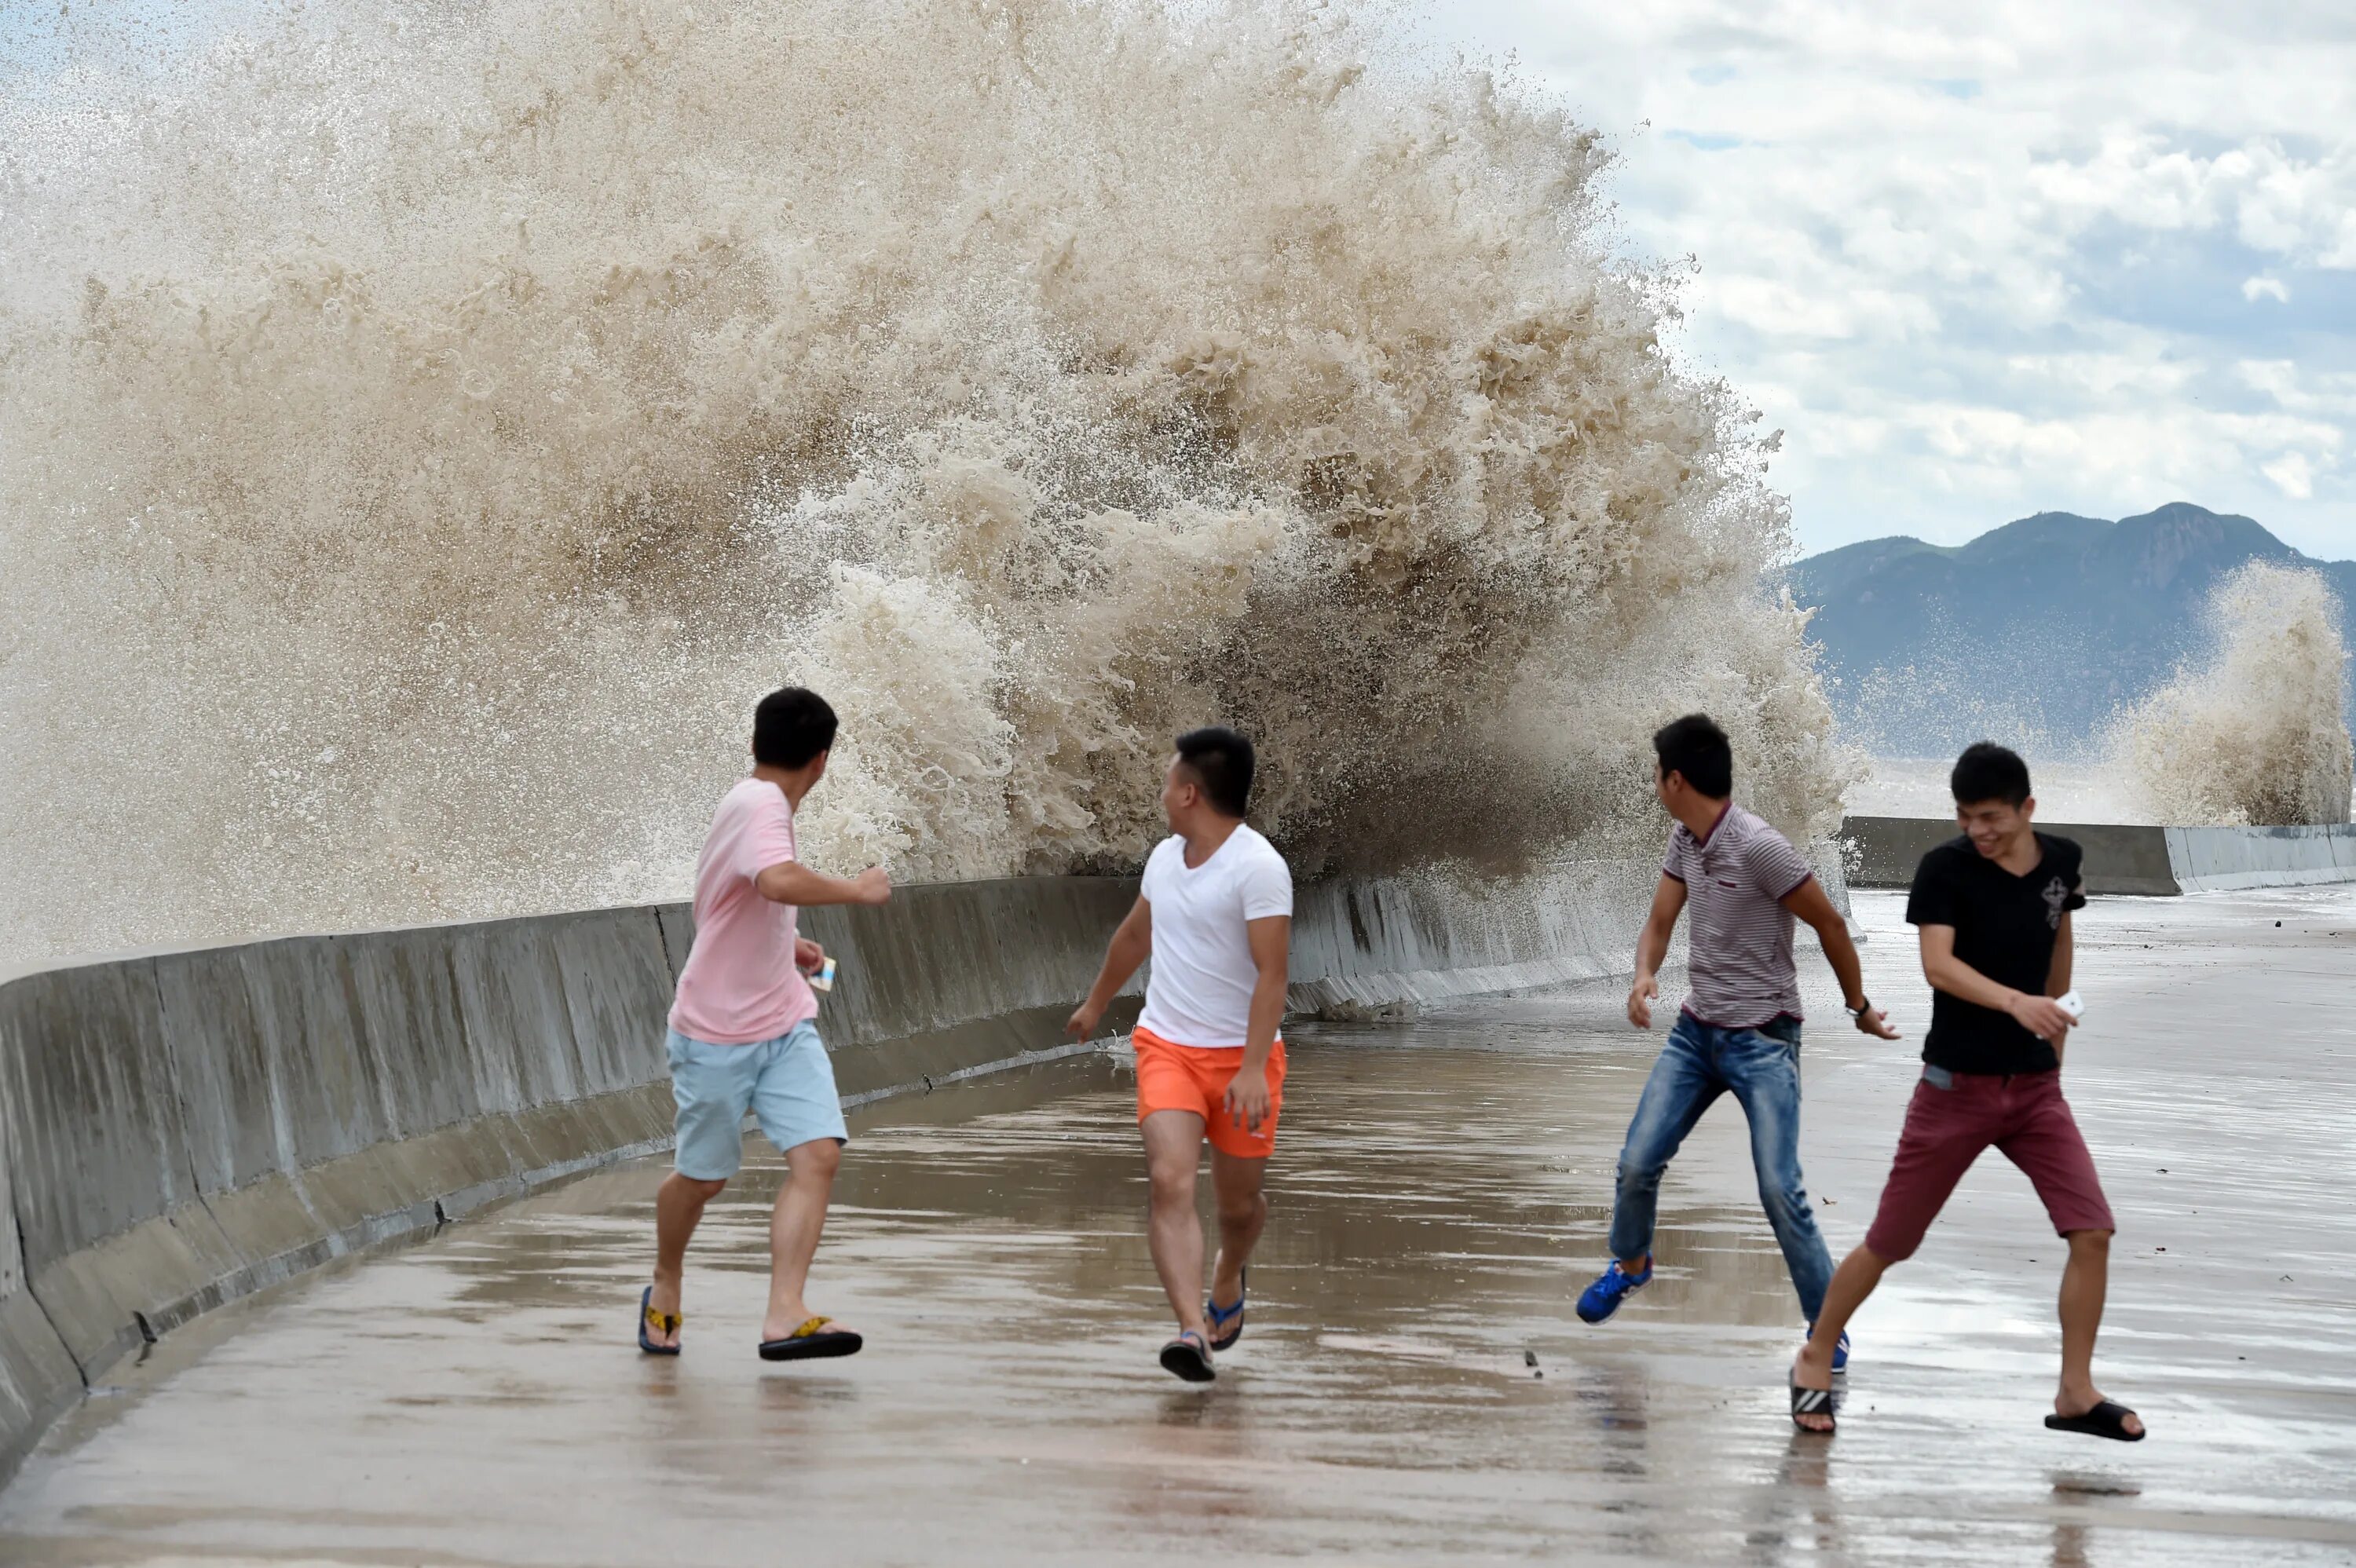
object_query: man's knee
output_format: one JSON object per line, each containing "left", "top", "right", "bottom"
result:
{"left": 1216, "top": 1186, "right": 1264, "bottom": 1228}
{"left": 796, "top": 1140, "right": 843, "bottom": 1181}
{"left": 2065, "top": 1227, "right": 2112, "bottom": 1255}
{"left": 1147, "top": 1160, "right": 1196, "bottom": 1210}
{"left": 673, "top": 1173, "right": 728, "bottom": 1202}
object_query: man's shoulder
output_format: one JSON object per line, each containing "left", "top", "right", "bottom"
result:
{"left": 2034, "top": 831, "right": 2083, "bottom": 864}
{"left": 1231, "top": 823, "right": 1287, "bottom": 866}
{"left": 1914, "top": 835, "right": 1977, "bottom": 875}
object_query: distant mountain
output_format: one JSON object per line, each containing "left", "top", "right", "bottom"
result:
{"left": 1787, "top": 503, "right": 2356, "bottom": 757}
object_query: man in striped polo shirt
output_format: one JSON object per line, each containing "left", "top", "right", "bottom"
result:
{"left": 1575, "top": 715, "right": 1897, "bottom": 1358}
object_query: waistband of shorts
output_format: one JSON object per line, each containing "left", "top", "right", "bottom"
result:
{"left": 1131, "top": 1024, "right": 1283, "bottom": 1053}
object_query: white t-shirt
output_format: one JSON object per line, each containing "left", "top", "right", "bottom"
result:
{"left": 1136, "top": 824, "right": 1294, "bottom": 1048}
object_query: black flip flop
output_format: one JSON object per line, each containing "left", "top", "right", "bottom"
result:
{"left": 1790, "top": 1374, "right": 1835, "bottom": 1434}
{"left": 2045, "top": 1399, "right": 2144, "bottom": 1442}
{"left": 1160, "top": 1330, "right": 1216, "bottom": 1383}
{"left": 1206, "top": 1266, "right": 1247, "bottom": 1352}
{"left": 638, "top": 1286, "right": 681, "bottom": 1356}
{"left": 759, "top": 1315, "right": 864, "bottom": 1361}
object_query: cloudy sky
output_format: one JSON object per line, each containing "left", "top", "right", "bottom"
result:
{"left": 1443, "top": 1, "right": 2356, "bottom": 559}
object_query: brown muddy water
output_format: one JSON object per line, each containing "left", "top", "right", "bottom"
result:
{"left": 2, "top": 889, "right": 2353, "bottom": 1566}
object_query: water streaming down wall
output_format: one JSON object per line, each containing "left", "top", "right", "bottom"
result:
{"left": 0, "top": 0, "right": 1851, "bottom": 972}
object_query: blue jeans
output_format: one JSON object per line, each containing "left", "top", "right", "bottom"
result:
{"left": 1606, "top": 1013, "right": 1834, "bottom": 1321}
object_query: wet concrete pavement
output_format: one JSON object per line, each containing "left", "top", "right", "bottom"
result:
{"left": 2, "top": 888, "right": 2353, "bottom": 1565}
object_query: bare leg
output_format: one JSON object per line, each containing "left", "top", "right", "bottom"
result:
{"left": 1792, "top": 1243, "right": 1893, "bottom": 1431}
{"left": 1142, "top": 1110, "right": 1210, "bottom": 1340}
{"left": 759, "top": 1137, "right": 847, "bottom": 1343}
{"left": 1209, "top": 1147, "right": 1268, "bottom": 1315}
{"left": 2054, "top": 1229, "right": 2140, "bottom": 1434}
{"left": 648, "top": 1171, "right": 726, "bottom": 1348}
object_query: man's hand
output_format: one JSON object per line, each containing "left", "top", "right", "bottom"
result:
{"left": 2009, "top": 992, "right": 2076, "bottom": 1044}
{"left": 795, "top": 938, "right": 825, "bottom": 974}
{"left": 1224, "top": 1065, "right": 1274, "bottom": 1134}
{"left": 1852, "top": 1005, "right": 1901, "bottom": 1040}
{"left": 1065, "top": 999, "right": 1107, "bottom": 1043}
{"left": 852, "top": 867, "right": 891, "bottom": 906}
{"left": 1626, "top": 974, "right": 1659, "bottom": 1030}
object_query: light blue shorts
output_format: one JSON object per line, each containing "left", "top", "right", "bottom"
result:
{"left": 668, "top": 1022, "right": 848, "bottom": 1181}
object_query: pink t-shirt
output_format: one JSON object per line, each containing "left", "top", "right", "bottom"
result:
{"left": 668, "top": 779, "right": 819, "bottom": 1045}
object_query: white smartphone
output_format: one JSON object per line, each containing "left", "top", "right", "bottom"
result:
{"left": 2054, "top": 989, "right": 2084, "bottom": 1021}
{"left": 809, "top": 957, "right": 838, "bottom": 994}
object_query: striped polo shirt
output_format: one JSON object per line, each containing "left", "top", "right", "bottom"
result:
{"left": 1662, "top": 802, "right": 1816, "bottom": 1029}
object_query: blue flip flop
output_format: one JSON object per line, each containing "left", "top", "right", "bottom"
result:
{"left": 638, "top": 1285, "right": 682, "bottom": 1356}
{"left": 1206, "top": 1266, "right": 1247, "bottom": 1352}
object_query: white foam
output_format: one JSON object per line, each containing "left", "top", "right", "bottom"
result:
{"left": 2114, "top": 561, "right": 2353, "bottom": 826}
{"left": 0, "top": 0, "right": 1849, "bottom": 967}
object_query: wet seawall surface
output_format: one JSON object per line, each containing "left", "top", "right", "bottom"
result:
{"left": 2, "top": 887, "right": 2351, "bottom": 1564}
{"left": 0, "top": 862, "right": 1659, "bottom": 1486}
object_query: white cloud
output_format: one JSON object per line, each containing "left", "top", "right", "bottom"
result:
{"left": 2266, "top": 452, "right": 2318, "bottom": 500}
{"left": 1440, "top": 1, "right": 2356, "bottom": 557}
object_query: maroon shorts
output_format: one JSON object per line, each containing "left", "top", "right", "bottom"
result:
{"left": 1864, "top": 1068, "right": 2115, "bottom": 1262}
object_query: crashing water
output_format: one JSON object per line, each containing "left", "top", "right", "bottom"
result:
{"left": 0, "top": 0, "right": 1849, "bottom": 969}
{"left": 2114, "top": 561, "right": 2353, "bottom": 827}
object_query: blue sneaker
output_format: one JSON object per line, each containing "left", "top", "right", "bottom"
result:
{"left": 1805, "top": 1325, "right": 1853, "bottom": 1372}
{"left": 1575, "top": 1258, "right": 1652, "bottom": 1323}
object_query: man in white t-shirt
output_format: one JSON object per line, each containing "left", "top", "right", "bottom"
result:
{"left": 1068, "top": 726, "right": 1293, "bottom": 1383}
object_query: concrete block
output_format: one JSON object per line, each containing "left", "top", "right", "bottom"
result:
{"left": 547, "top": 909, "right": 675, "bottom": 1097}
{"left": 342, "top": 930, "right": 481, "bottom": 1136}
{"left": 238, "top": 938, "right": 393, "bottom": 1164}
{"left": 448, "top": 919, "right": 584, "bottom": 1111}
{"left": 0, "top": 963, "right": 194, "bottom": 1271}
{"left": 154, "top": 946, "right": 283, "bottom": 1192}
{"left": 0, "top": 1288, "right": 81, "bottom": 1490}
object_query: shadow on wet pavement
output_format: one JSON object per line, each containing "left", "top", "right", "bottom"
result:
{"left": 2, "top": 890, "right": 2354, "bottom": 1564}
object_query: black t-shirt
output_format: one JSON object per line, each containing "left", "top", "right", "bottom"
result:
{"left": 1904, "top": 833, "right": 2088, "bottom": 1075}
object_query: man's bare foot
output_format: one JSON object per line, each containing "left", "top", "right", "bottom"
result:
{"left": 2055, "top": 1388, "right": 2143, "bottom": 1438}
{"left": 1791, "top": 1350, "right": 1835, "bottom": 1434}
{"left": 645, "top": 1277, "right": 684, "bottom": 1351}
{"left": 762, "top": 1307, "right": 858, "bottom": 1343}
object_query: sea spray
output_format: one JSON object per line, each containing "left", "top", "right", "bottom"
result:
{"left": 2116, "top": 561, "right": 2353, "bottom": 826}
{"left": 0, "top": 0, "right": 1850, "bottom": 967}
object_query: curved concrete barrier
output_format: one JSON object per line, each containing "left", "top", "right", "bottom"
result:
{"left": 0, "top": 860, "right": 1693, "bottom": 1486}
{"left": 1841, "top": 815, "right": 2356, "bottom": 896}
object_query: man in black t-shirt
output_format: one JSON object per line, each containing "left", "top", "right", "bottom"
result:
{"left": 1787, "top": 744, "right": 2144, "bottom": 1442}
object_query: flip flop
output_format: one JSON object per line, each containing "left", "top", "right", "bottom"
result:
{"left": 759, "top": 1316, "right": 864, "bottom": 1361}
{"left": 1206, "top": 1266, "right": 1247, "bottom": 1352}
{"left": 638, "top": 1286, "right": 682, "bottom": 1356}
{"left": 1789, "top": 1373, "right": 1835, "bottom": 1435}
{"left": 1160, "top": 1330, "right": 1216, "bottom": 1383}
{"left": 2044, "top": 1400, "right": 2144, "bottom": 1442}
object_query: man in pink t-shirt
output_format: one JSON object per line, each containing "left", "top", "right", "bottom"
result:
{"left": 638, "top": 687, "right": 891, "bottom": 1364}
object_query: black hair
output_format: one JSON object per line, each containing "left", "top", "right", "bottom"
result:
{"left": 752, "top": 687, "right": 839, "bottom": 769}
{"left": 1174, "top": 726, "right": 1255, "bottom": 817}
{"left": 1652, "top": 713, "right": 1733, "bottom": 799}
{"left": 1950, "top": 741, "right": 2031, "bottom": 808}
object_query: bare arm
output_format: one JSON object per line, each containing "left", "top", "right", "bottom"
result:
{"left": 755, "top": 861, "right": 891, "bottom": 908}
{"left": 1918, "top": 923, "right": 2074, "bottom": 1045}
{"left": 1626, "top": 874, "right": 1687, "bottom": 1029}
{"left": 1780, "top": 876, "right": 1899, "bottom": 1039}
{"left": 1065, "top": 897, "right": 1152, "bottom": 1040}
{"left": 2047, "top": 909, "right": 2074, "bottom": 996}
{"left": 1221, "top": 915, "right": 1291, "bottom": 1133}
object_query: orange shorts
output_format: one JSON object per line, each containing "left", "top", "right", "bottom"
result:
{"left": 1132, "top": 1025, "right": 1286, "bottom": 1159}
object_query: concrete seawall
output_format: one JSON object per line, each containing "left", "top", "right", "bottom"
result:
{"left": 1842, "top": 815, "right": 2356, "bottom": 895}
{"left": 0, "top": 861, "right": 1675, "bottom": 1486}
